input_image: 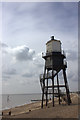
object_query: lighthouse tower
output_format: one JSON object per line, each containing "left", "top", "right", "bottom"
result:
{"left": 40, "top": 36, "right": 71, "bottom": 108}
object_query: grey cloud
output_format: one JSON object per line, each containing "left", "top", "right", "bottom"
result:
{"left": 2, "top": 75, "right": 11, "bottom": 81}
{"left": 22, "top": 72, "right": 34, "bottom": 78}
{"left": 33, "top": 53, "right": 44, "bottom": 68}
{"left": 2, "top": 68, "right": 16, "bottom": 81}
{"left": 3, "top": 68, "right": 17, "bottom": 75}
{"left": 1, "top": 43, "right": 8, "bottom": 48}
{"left": 66, "top": 50, "right": 78, "bottom": 61}
{"left": 33, "top": 62, "right": 44, "bottom": 68}
{"left": 2, "top": 75, "right": 11, "bottom": 79}
{"left": 68, "top": 73, "right": 73, "bottom": 80}
{"left": 0, "top": 43, "right": 35, "bottom": 61}
{"left": 59, "top": 71, "right": 63, "bottom": 77}
{"left": 0, "top": 42, "right": 8, "bottom": 48}
{"left": 68, "top": 71, "right": 78, "bottom": 82}
{"left": 4, "top": 2, "right": 77, "bottom": 37}
{"left": 0, "top": 42, "right": 8, "bottom": 53}
{"left": 15, "top": 46, "right": 35, "bottom": 61}
{"left": 2, "top": 50, "right": 8, "bottom": 54}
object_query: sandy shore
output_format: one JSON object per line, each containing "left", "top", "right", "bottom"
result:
{"left": 2, "top": 93, "right": 79, "bottom": 118}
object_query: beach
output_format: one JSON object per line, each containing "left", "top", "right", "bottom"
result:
{"left": 2, "top": 93, "right": 79, "bottom": 119}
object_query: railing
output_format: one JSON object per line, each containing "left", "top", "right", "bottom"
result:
{"left": 42, "top": 50, "right": 66, "bottom": 58}
{"left": 64, "top": 60, "right": 67, "bottom": 66}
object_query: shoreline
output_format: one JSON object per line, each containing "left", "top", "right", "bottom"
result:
{"left": 2, "top": 93, "right": 42, "bottom": 112}
{"left": 2, "top": 100, "right": 43, "bottom": 116}
{"left": 2, "top": 93, "right": 79, "bottom": 118}
{"left": 2, "top": 102, "right": 33, "bottom": 111}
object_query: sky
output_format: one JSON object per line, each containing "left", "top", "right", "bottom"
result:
{"left": 0, "top": 2, "right": 78, "bottom": 94}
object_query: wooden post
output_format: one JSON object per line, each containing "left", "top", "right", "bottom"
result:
{"left": 57, "top": 74, "right": 60, "bottom": 104}
{"left": 42, "top": 84, "right": 44, "bottom": 108}
{"left": 41, "top": 66, "right": 46, "bottom": 108}
{"left": 52, "top": 69, "right": 54, "bottom": 107}
{"left": 46, "top": 69, "right": 48, "bottom": 106}
{"left": 63, "top": 68, "right": 71, "bottom": 105}
{"left": 52, "top": 55, "right": 54, "bottom": 107}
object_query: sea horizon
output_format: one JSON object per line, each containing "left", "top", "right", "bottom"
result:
{"left": 1, "top": 93, "right": 42, "bottom": 111}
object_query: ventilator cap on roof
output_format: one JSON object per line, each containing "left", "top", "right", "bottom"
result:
{"left": 51, "top": 36, "right": 54, "bottom": 40}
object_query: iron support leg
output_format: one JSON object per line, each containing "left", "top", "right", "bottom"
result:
{"left": 52, "top": 70, "right": 54, "bottom": 107}
{"left": 63, "top": 68, "right": 71, "bottom": 105}
{"left": 41, "top": 66, "right": 46, "bottom": 108}
{"left": 46, "top": 69, "right": 48, "bottom": 106}
{"left": 41, "top": 87, "right": 44, "bottom": 108}
{"left": 57, "top": 74, "right": 60, "bottom": 104}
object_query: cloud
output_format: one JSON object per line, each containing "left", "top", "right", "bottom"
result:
{"left": 33, "top": 52, "right": 44, "bottom": 68}
{"left": 22, "top": 72, "right": 34, "bottom": 78}
{"left": 3, "top": 68, "right": 17, "bottom": 75}
{"left": 68, "top": 70, "right": 78, "bottom": 82}
{"left": 2, "top": 2, "right": 78, "bottom": 93}
{"left": 11, "top": 45, "right": 35, "bottom": 62}
{"left": 21, "top": 53, "right": 44, "bottom": 79}
{"left": 0, "top": 42, "right": 8, "bottom": 48}
{"left": 66, "top": 50, "right": 78, "bottom": 61}
{"left": 22, "top": 54, "right": 43, "bottom": 78}
{"left": 2, "top": 43, "right": 35, "bottom": 62}
{"left": 2, "top": 75, "right": 11, "bottom": 81}
{"left": 0, "top": 42, "right": 8, "bottom": 53}
{"left": 58, "top": 71, "right": 63, "bottom": 78}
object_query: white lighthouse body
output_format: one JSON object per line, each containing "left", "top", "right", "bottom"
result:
{"left": 46, "top": 39, "right": 61, "bottom": 53}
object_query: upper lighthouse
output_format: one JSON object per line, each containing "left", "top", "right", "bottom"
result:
{"left": 46, "top": 36, "right": 61, "bottom": 53}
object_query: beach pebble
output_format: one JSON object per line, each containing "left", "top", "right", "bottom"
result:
{"left": 2, "top": 112, "right": 3, "bottom": 115}
{"left": 9, "top": 111, "right": 11, "bottom": 115}
{"left": 29, "top": 110, "right": 31, "bottom": 112}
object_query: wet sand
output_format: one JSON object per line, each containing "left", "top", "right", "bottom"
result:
{"left": 2, "top": 93, "right": 79, "bottom": 118}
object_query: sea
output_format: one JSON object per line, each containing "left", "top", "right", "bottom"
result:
{"left": 1, "top": 93, "right": 42, "bottom": 111}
